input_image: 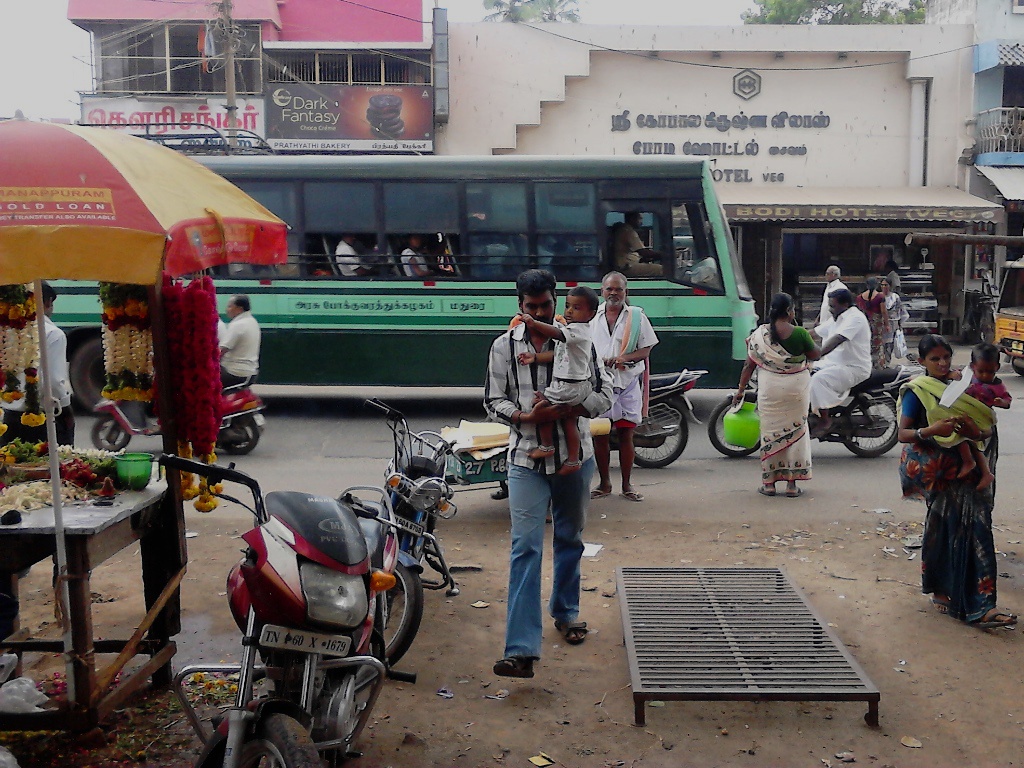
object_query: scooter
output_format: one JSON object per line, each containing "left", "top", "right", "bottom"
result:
{"left": 161, "top": 454, "right": 416, "bottom": 768}
{"left": 626, "top": 368, "right": 708, "bottom": 468}
{"left": 91, "top": 379, "right": 266, "bottom": 455}
{"left": 708, "top": 364, "right": 922, "bottom": 459}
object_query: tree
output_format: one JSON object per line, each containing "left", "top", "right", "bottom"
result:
{"left": 743, "top": 0, "right": 926, "bottom": 24}
{"left": 532, "top": 0, "right": 582, "bottom": 22}
{"left": 483, "top": 0, "right": 581, "bottom": 22}
{"left": 483, "top": 0, "right": 539, "bottom": 22}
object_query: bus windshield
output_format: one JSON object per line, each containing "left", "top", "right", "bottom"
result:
{"left": 53, "top": 155, "right": 756, "bottom": 406}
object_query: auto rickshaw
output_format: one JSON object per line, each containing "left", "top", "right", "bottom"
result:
{"left": 994, "top": 258, "right": 1024, "bottom": 375}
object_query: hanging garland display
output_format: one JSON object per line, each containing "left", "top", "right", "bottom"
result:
{"left": 0, "top": 284, "right": 44, "bottom": 428}
{"left": 99, "top": 283, "right": 154, "bottom": 402}
{"left": 162, "top": 275, "right": 221, "bottom": 512}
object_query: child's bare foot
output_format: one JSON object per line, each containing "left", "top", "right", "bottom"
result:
{"left": 957, "top": 455, "right": 976, "bottom": 479}
{"left": 529, "top": 445, "right": 555, "bottom": 460}
{"left": 557, "top": 459, "right": 582, "bottom": 476}
{"left": 978, "top": 469, "right": 995, "bottom": 491}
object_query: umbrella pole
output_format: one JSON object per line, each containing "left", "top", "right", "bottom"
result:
{"left": 32, "top": 280, "right": 75, "bottom": 703}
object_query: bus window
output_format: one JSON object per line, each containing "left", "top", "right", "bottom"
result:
{"left": 384, "top": 183, "right": 460, "bottom": 278}
{"left": 535, "top": 183, "right": 599, "bottom": 280}
{"left": 605, "top": 209, "right": 668, "bottom": 279}
{"left": 466, "top": 183, "right": 529, "bottom": 279}
{"left": 672, "top": 201, "right": 723, "bottom": 293}
{"left": 234, "top": 181, "right": 302, "bottom": 276}
{"left": 304, "top": 182, "right": 379, "bottom": 277}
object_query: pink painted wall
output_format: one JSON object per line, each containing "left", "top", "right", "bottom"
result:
{"left": 275, "top": 0, "right": 425, "bottom": 43}
{"left": 68, "top": 0, "right": 281, "bottom": 24}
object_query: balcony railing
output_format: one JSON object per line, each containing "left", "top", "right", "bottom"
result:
{"left": 976, "top": 107, "right": 1024, "bottom": 154}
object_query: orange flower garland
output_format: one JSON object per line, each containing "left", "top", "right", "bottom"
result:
{"left": 99, "top": 283, "right": 154, "bottom": 402}
{"left": 0, "top": 284, "right": 44, "bottom": 427}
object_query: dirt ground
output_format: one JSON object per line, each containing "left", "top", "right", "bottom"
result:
{"left": 3, "top": 454, "right": 1024, "bottom": 768}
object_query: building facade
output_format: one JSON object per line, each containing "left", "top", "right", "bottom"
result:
{"left": 439, "top": 21, "right": 1001, "bottom": 325}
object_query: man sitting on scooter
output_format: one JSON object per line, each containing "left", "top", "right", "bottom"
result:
{"left": 809, "top": 288, "right": 871, "bottom": 438}
{"left": 219, "top": 294, "right": 261, "bottom": 388}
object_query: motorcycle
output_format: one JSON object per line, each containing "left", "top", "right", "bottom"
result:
{"left": 708, "top": 364, "right": 921, "bottom": 459}
{"left": 364, "top": 398, "right": 460, "bottom": 667}
{"left": 91, "top": 379, "right": 266, "bottom": 455}
{"left": 161, "top": 454, "right": 416, "bottom": 768}
{"left": 627, "top": 368, "right": 708, "bottom": 469}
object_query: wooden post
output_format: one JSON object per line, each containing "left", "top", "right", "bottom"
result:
{"left": 139, "top": 283, "right": 187, "bottom": 688}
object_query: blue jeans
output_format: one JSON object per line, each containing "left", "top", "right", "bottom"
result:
{"left": 503, "top": 459, "right": 594, "bottom": 660}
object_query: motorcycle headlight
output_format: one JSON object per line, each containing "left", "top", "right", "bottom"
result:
{"left": 299, "top": 562, "right": 368, "bottom": 629}
{"left": 408, "top": 478, "right": 446, "bottom": 513}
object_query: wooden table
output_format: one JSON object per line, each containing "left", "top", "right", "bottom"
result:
{"left": 0, "top": 481, "right": 187, "bottom": 731}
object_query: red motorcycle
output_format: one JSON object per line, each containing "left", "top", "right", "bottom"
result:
{"left": 91, "top": 380, "right": 266, "bottom": 454}
{"left": 160, "top": 455, "right": 415, "bottom": 768}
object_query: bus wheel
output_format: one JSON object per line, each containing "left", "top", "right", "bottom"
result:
{"left": 70, "top": 336, "right": 105, "bottom": 411}
{"left": 1013, "top": 357, "right": 1024, "bottom": 377}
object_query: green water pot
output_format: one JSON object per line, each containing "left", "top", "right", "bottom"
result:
{"left": 115, "top": 452, "right": 154, "bottom": 491}
{"left": 722, "top": 402, "right": 760, "bottom": 449}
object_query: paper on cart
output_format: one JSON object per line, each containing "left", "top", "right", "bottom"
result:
{"left": 441, "top": 421, "right": 510, "bottom": 453}
{"left": 939, "top": 374, "right": 971, "bottom": 408}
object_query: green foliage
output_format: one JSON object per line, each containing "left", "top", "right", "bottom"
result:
{"left": 743, "top": 0, "right": 926, "bottom": 24}
{"left": 483, "top": 0, "right": 581, "bottom": 22}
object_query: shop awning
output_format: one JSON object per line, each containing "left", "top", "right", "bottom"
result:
{"left": 719, "top": 186, "right": 1004, "bottom": 224}
{"left": 976, "top": 167, "right": 1024, "bottom": 201}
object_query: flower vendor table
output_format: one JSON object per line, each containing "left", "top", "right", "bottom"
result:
{"left": 0, "top": 482, "right": 181, "bottom": 731}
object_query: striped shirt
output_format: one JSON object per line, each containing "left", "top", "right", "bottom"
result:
{"left": 484, "top": 322, "right": 613, "bottom": 472}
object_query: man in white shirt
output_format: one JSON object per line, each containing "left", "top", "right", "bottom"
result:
{"left": 818, "top": 265, "right": 848, "bottom": 327}
{"left": 589, "top": 272, "right": 659, "bottom": 502}
{"left": 219, "top": 294, "right": 261, "bottom": 388}
{"left": 401, "top": 234, "right": 433, "bottom": 278}
{"left": 335, "top": 234, "right": 374, "bottom": 277}
{"left": 809, "top": 288, "right": 871, "bottom": 436}
{"left": 0, "top": 283, "right": 74, "bottom": 447}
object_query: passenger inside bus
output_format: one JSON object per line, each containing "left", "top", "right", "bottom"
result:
{"left": 334, "top": 233, "right": 379, "bottom": 277}
{"left": 609, "top": 211, "right": 665, "bottom": 277}
{"left": 400, "top": 234, "right": 432, "bottom": 277}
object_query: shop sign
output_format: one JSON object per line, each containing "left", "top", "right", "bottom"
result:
{"left": 265, "top": 84, "right": 434, "bottom": 152}
{"left": 726, "top": 204, "right": 1003, "bottom": 222}
{"left": 81, "top": 96, "right": 265, "bottom": 137}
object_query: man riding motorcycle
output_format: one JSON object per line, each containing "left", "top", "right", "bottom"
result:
{"left": 809, "top": 288, "right": 871, "bottom": 437}
{"left": 219, "top": 293, "right": 260, "bottom": 388}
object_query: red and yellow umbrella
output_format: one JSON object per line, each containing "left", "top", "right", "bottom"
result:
{"left": 0, "top": 119, "right": 287, "bottom": 284}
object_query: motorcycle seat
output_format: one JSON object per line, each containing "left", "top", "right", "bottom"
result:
{"left": 850, "top": 367, "right": 900, "bottom": 395}
{"left": 648, "top": 372, "right": 682, "bottom": 389}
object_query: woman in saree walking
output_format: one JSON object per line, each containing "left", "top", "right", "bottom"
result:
{"left": 898, "top": 334, "right": 1016, "bottom": 629}
{"left": 733, "top": 293, "right": 820, "bottom": 498}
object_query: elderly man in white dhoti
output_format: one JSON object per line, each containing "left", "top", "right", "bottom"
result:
{"left": 818, "top": 265, "right": 848, "bottom": 328}
{"left": 809, "top": 288, "right": 872, "bottom": 437}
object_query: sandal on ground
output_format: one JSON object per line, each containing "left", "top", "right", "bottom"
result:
{"left": 786, "top": 487, "right": 804, "bottom": 498}
{"left": 930, "top": 596, "right": 951, "bottom": 614}
{"left": 620, "top": 490, "right": 644, "bottom": 502}
{"left": 757, "top": 486, "right": 776, "bottom": 497}
{"left": 971, "top": 610, "right": 1018, "bottom": 629}
{"left": 493, "top": 656, "right": 535, "bottom": 678}
{"left": 554, "top": 620, "right": 588, "bottom": 645}
{"left": 590, "top": 487, "right": 612, "bottom": 499}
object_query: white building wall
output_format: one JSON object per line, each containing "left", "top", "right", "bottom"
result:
{"left": 440, "top": 23, "right": 975, "bottom": 191}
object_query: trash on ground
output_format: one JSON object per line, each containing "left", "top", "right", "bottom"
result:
{"left": 583, "top": 542, "right": 604, "bottom": 557}
{"left": 436, "top": 687, "right": 454, "bottom": 699}
{"left": 529, "top": 752, "right": 555, "bottom": 766}
{"left": 900, "top": 736, "right": 922, "bottom": 748}
{"left": 484, "top": 689, "right": 510, "bottom": 700}
{"left": 0, "top": 677, "right": 47, "bottom": 713}
{"left": 834, "top": 752, "right": 856, "bottom": 763}
{"left": 470, "top": 600, "right": 490, "bottom": 608}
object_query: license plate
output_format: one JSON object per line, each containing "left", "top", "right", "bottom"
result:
{"left": 396, "top": 517, "right": 425, "bottom": 537}
{"left": 1012, "top": 341, "right": 1023, "bottom": 353}
{"left": 253, "top": 413, "right": 267, "bottom": 427}
{"left": 259, "top": 624, "right": 351, "bottom": 657}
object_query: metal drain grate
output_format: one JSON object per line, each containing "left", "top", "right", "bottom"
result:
{"left": 617, "top": 567, "right": 879, "bottom": 726}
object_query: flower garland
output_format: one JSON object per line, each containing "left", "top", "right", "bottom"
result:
{"left": 163, "top": 275, "right": 222, "bottom": 512}
{"left": 0, "top": 284, "right": 44, "bottom": 428}
{"left": 99, "top": 283, "right": 154, "bottom": 402}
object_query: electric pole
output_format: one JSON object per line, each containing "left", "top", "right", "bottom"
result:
{"left": 217, "top": 0, "right": 238, "bottom": 147}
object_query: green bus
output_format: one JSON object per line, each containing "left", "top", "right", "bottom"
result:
{"left": 56, "top": 155, "right": 756, "bottom": 407}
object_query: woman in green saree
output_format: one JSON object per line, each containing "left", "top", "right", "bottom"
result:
{"left": 897, "top": 334, "right": 1016, "bottom": 629}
